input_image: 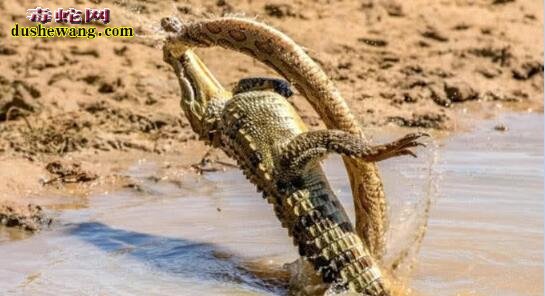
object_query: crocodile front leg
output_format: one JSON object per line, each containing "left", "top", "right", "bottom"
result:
{"left": 279, "top": 131, "right": 428, "bottom": 173}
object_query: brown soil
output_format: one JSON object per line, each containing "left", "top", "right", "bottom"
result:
{"left": 0, "top": 0, "right": 542, "bottom": 230}
{"left": 0, "top": 202, "right": 51, "bottom": 231}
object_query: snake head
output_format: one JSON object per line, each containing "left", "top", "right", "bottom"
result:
{"left": 161, "top": 16, "right": 206, "bottom": 48}
{"left": 161, "top": 16, "right": 184, "bottom": 34}
{"left": 163, "top": 41, "right": 230, "bottom": 140}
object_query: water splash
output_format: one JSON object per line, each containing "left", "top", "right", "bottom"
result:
{"left": 390, "top": 140, "right": 441, "bottom": 274}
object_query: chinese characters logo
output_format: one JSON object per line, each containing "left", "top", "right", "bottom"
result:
{"left": 26, "top": 7, "right": 110, "bottom": 24}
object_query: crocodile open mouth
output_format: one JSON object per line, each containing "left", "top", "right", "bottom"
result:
{"left": 177, "top": 49, "right": 228, "bottom": 101}
{"left": 163, "top": 45, "right": 231, "bottom": 138}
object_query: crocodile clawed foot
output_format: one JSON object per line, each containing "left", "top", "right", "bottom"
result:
{"left": 362, "top": 132, "right": 430, "bottom": 162}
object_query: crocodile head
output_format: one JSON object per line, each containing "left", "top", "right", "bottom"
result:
{"left": 163, "top": 39, "right": 230, "bottom": 145}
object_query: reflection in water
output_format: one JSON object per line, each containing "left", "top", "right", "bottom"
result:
{"left": 0, "top": 113, "right": 542, "bottom": 296}
{"left": 67, "top": 222, "right": 288, "bottom": 294}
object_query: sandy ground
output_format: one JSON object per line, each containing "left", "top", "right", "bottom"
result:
{"left": 0, "top": 0, "right": 542, "bottom": 228}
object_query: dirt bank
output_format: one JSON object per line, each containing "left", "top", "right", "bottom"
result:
{"left": 0, "top": 0, "right": 542, "bottom": 229}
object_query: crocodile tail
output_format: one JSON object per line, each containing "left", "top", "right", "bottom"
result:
{"left": 164, "top": 16, "right": 388, "bottom": 259}
{"left": 281, "top": 172, "right": 388, "bottom": 295}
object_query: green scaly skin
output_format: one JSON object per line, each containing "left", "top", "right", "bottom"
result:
{"left": 163, "top": 47, "right": 427, "bottom": 295}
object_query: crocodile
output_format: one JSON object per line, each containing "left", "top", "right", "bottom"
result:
{"left": 160, "top": 16, "right": 394, "bottom": 259}
{"left": 162, "top": 19, "right": 427, "bottom": 295}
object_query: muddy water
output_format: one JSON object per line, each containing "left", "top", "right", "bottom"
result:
{"left": 408, "top": 113, "right": 543, "bottom": 296}
{"left": 0, "top": 113, "right": 542, "bottom": 296}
